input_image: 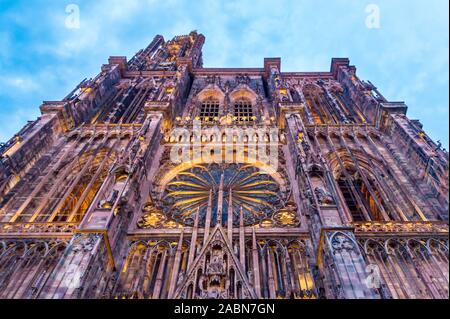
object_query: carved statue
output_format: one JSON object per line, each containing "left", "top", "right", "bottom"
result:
{"left": 198, "top": 275, "right": 208, "bottom": 298}
{"left": 99, "top": 190, "right": 119, "bottom": 209}
{"left": 206, "top": 249, "right": 226, "bottom": 275}
{"left": 177, "top": 272, "right": 185, "bottom": 286}
{"left": 72, "top": 234, "right": 100, "bottom": 253}
{"left": 314, "top": 187, "right": 335, "bottom": 205}
{"left": 247, "top": 270, "right": 254, "bottom": 284}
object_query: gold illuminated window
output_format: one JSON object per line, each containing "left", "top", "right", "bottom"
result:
{"left": 200, "top": 99, "right": 220, "bottom": 123}
{"left": 234, "top": 98, "right": 253, "bottom": 123}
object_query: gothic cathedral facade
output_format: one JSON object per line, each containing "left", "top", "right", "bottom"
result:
{"left": 0, "top": 32, "right": 448, "bottom": 299}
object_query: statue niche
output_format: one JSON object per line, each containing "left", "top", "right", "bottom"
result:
{"left": 314, "top": 187, "right": 335, "bottom": 206}
{"left": 174, "top": 226, "right": 256, "bottom": 299}
{"left": 200, "top": 243, "right": 228, "bottom": 299}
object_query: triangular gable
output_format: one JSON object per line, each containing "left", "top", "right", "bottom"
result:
{"left": 174, "top": 225, "right": 257, "bottom": 299}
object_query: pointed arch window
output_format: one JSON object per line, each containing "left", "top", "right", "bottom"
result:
{"left": 234, "top": 98, "right": 254, "bottom": 124}
{"left": 200, "top": 98, "right": 220, "bottom": 123}
{"left": 336, "top": 168, "right": 387, "bottom": 222}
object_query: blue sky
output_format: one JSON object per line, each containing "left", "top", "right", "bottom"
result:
{"left": 0, "top": 0, "right": 448, "bottom": 148}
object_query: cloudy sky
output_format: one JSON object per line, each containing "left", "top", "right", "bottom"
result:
{"left": 0, "top": 0, "right": 448, "bottom": 148}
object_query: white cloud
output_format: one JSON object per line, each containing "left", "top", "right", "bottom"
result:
{"left": 0, "top": 0, "right": 447, "bottom": 146}
{"left": 0, "top": 75, "right": 40, "bottom": 93}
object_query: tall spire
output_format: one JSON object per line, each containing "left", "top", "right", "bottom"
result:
{"left": 203, "top": 190, "right": 213, "bottom": 245}
{"left": 168, "top": 230, "right": 184, "bottom": 298}
{"left": 239, "top": 206, "right": 245, "bottom": 268}
{"left": 217, "top": 173, "right": 225, "bottom": 225}
{"left": 187, "top": 207, "right": 200, "bottom": 269}
{"left": 227, "top": 190, "right": 233, "bottom": 243}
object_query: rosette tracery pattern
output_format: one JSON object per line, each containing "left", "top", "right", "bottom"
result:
{"left": 161, "top": 163, "right": 285, "bottom": 227}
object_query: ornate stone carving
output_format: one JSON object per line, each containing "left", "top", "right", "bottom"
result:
{"left": 0, "top": 30, "right": 448, "bottom": 301}
{"left": 174, "top": 226, "right": 256, "bottom": 299}
{"left": 272, "top": 201, "right": 300, "bottom": 227}
{"left": 314, "top": 187, "right": 335, "bottom": 206}
{"left": 330, "top": 233, "right": 356, "bottom": 253}
{"left": 137, "top": 203, "right": 166, "bottom": 229}
{"left": 352, "top": 221, "right": 449, "bottom": 234}
{"left": 0, "top": 222, "right": 77, "bottom": 234}
{"left": 99, "top": 190, "right": 119, "bottom": 209}
{"left": 72, "top": 234, "right": 101, "bottom": 253}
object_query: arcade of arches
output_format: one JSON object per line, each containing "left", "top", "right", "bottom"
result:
{"left": 0, "top": 31, "right": 447, "bottom": 299}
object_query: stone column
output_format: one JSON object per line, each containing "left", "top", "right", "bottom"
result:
{"left": 319, "top": 229, "right": 380, "bottom": 299}
{"left": 40, "top": 233, "right": 108, "bottom": 299}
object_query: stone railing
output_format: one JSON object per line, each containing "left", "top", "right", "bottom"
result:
{"left": 66, "top": 123, "right": 142, "bottom": 139}
{"left": 0, "top": 222, "right": 77, "bottom": 235}
{"left": 352, "top": 221, "right": 449, "bottom": 235}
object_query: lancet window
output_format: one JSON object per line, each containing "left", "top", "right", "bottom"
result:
{"left": 233, "top": 98, "right": 254, "bottom": 124}
{"left": 200, "top": 98, "right": 220, "bottom": 123}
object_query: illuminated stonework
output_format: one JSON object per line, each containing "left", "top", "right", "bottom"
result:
{"left": 160, "top": 163, "right": 285, "bottom": 227}
{"left": 0, "top": 31, "right": 448, "bottom": 299}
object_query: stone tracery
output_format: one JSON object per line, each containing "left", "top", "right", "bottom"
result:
{"left": 0, "top": 31, "right": 447, "bottom": 300}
